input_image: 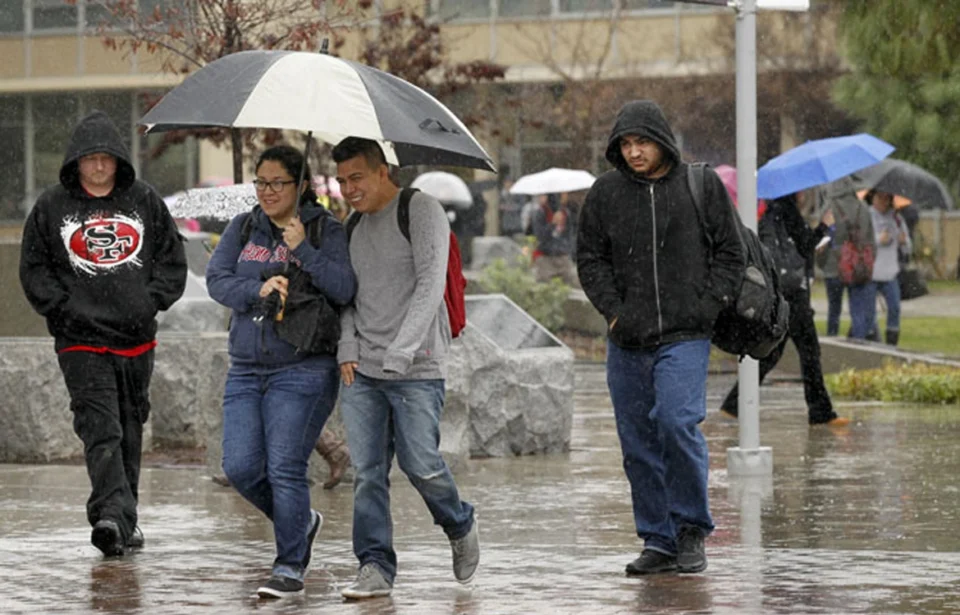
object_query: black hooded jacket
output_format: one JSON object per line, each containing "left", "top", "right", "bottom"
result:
{"left": 577, "top": 101, "right": 745, "bottom": 349}
{"left": 20, "top": 110, "right": 187, "bottom": 351}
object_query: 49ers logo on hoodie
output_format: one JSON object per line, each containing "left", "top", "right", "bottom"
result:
{"left": 60, "top": 214, "right": 144, "bottom": 274}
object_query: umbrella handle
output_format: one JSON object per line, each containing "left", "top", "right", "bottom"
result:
{"left": 419, "top": 118, "right": 460, "bottom": 135}
{"left": 275, "top": 295, "right": 286, "bottom": 322}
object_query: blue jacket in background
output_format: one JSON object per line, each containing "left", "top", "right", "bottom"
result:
{"left": 206, "top": 203, "right": 356, "bottom": 370}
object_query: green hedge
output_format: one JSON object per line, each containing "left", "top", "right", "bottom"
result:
{"left": 477, "top": 256, "right": 569, "bottom": 333}
{"left": 825, "top": 362, "right": 960, "bottom": 405}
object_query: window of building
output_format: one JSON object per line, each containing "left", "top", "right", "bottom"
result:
{"left": 0, "top": 4, "right": 24, "bottom": 33}
{"left": 621, "top": 0, "right": 675, "bottom": 10}
{"left": 438, "top": 0, "right": 492, "bottom": 20}
{"left": 498, "top": 0, "right": 552, "bottom": 18}
{"left": 559, "top": 0, "right": 615, "bottom": 13}
{"left": 85, "top": 0, "right": 117, "bottom": 29}
{"left": 138, "top": 0, "right": 166, "bottom": 19}
{"left": 0, "top": 98, "right": 26, "bottom": 220}
{"left": 138, "top": 93, "right": 197, "bottom": 198}
{"left": 33, "top": 0, "right": 79, "bottom": 31}
{"left": 32, "top": 94, "right": 80, "bottom": 193}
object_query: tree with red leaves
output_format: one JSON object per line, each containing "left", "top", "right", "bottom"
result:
{"left": 79, "top": 0, "right": 351, "bottom": 183}
{"left": 83, "top": 1, "right": 505, "bottom": 185}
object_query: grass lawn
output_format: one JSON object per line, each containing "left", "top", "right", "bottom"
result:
{"left": 814, "top": 316, "right": 960, "bottom": 358}
{"left": 809, "top": 278, "right": 960, "bottom": 301}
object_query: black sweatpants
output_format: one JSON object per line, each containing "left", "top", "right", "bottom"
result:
{"left": 721, "top": 293, "right": 836, "bottom": 424}
{"left": 57, "top": 349, "right": 154, "bottom": 541}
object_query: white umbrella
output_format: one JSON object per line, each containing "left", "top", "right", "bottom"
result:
{"left": 509, "top": 167, "right": 596, "bottom": 195}
{"left": 165, "top": 184, "right": 259, "bottom": 220}
{"left": 411, "top": 171, "right": 474, "bottom": 210}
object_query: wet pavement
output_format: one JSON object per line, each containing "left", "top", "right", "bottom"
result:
{"left": 2, "top": 363, "right": 960, "bottom": 614}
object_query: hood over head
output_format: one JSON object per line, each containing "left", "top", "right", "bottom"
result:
{"left": 59, "top": 110, "right": 136, "bottom": 194}
{"left": 605, "top": 100, "right": 682, "bottom": 177}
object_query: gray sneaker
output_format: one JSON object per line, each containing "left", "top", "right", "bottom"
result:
{"left": 450, "top": 518, "right": 480, "bottom": 584}
{"left": 341, "top": 563, "right": 392, "bottom": 600}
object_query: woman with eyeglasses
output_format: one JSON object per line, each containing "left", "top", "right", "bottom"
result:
{"left": 206, "top": 145, "right": 356, "bottom": 599}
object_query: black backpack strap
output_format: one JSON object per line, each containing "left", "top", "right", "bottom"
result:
{"left": 306, "top": 211, "right": 326, "bottom": 249}
{"left": 686, "top": 163, "right": 714, "bottom": 255}
{"left": 238, "top": 212, "right": 254, "bottom": 246}
{"left": 345, "top": 211, "right": 362, "bottom": 243}
{"left": 395, "top": 187, "right": 420, "bottom": 243}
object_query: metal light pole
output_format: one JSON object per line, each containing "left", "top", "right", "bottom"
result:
{"left": 678, "top": 0, "right": 809, "bottom": 474}
{"left": 725, "top": 0, "right": 772, "bottom": 477}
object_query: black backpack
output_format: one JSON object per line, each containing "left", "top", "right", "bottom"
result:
{"left": 761, "top": 209, "right": 808, "bottom": 297}
{"left": 238, "top": 207, "right": 341, "bottom": 356}
{"left": 687, "top": 163, "right": 789, "bottom": 360}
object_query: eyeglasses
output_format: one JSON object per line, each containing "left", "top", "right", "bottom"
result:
{"left": 253, "top": 179, "right": 297, "bottom": 193}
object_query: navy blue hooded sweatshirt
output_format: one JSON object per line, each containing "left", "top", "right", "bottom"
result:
{"left": 206, "top": 203, "right": 356, "bottom": 370}
{"left": 19, "top": 110, "right": 187, "bottom": 351}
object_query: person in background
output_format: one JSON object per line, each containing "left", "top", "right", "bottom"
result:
{"left": 206, "top": 145, "right": 356, "bottom": 598}
{"left": 20, "top": 110, "right": 187, "bottom": 557}
{"left": 815, "top": 177, "right": 877, "bottom": 339}
{"left": 720, "top": 192, "right": 850, "bottom": 427}
{"left": 532, "top": 192, "right": 579, "bottom": 287}
{"left": 865, "top": 190, "right": 911, "bottom": 346}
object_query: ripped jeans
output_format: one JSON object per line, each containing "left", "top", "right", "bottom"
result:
{"left": 340, "top": 373, "right": 474, "bottom": 584}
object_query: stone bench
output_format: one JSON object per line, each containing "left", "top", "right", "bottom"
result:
{"left": 0, "top": 304, "right": 575, "bottom": 475}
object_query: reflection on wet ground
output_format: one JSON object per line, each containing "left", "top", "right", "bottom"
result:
{"left": 1, "top": 364, "right": 959, "bottom": 614}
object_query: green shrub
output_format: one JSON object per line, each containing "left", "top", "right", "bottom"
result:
{"left": 477, "top": 255, "right": 569, "bottom": 333}
{"left": 825, "top": 362, "right": 960, "bottom": 405}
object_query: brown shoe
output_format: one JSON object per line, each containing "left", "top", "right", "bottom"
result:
{"left": 825, "top": 416, "right": 851, "bottom": 427}
{"left": 211, "top": 475, "right": 232, "bottom": 487}
{"left": 316, "top": 430, "right": 350, "bottom": 490}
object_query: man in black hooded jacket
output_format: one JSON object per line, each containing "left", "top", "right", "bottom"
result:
{"left": 20, "top": 110, "right": 187, "bottom": 557}
{"left": 577, "top": 100, "right": 744, "bottom": 575}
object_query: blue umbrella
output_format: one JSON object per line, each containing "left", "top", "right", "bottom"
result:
{"left": 757, "top": 133, "right": 895, "bottom": 200}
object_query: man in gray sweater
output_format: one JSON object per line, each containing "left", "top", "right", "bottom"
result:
{"left": 332, "top": 138, "right": 479, "bottom": 600}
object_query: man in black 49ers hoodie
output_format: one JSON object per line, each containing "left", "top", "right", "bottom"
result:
{"left": 577, "top": 100, "right": 744, "bottom": 576}
{"left": 20, "top": 110, "right": 187, "bottom": 556}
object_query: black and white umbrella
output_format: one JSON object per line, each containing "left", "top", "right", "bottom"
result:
{"left": 139, "top": 50, "right": 495, "bottom": 172}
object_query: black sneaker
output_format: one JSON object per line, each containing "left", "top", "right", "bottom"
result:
{"left": 257, "top": 575, "right": 304, "bottom": 599}
{"left": 677, "top": 527, "right": 707, "bottom": 573}
{"left": 91, "top": 520, "right": 125, "bottom": 557}
{"left": 301, "top": 510, "right": 323, "bottom": 572}
{"left": 625, "top": 549, "right": 677, "bottom": 576}
{"left": 127, "top": 526, "right": 144, "bottom": 549}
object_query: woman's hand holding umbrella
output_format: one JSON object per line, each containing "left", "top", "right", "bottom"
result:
{"left": 282, "top": 218, "right": 306, "bottom": 251}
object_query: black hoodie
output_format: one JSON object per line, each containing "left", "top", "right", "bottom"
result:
{"left": 576, "top": 100, "right": 744, "bottom": 349}
{"left": 19, "top": 110, "right": 187, "bottom": 351}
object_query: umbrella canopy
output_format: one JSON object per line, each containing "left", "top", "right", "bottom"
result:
{"left": 410, "top": 171, "right": 474, "bottom": 209}
{"left": 757, "top": 133, "right": 895, "bottom": 200}
{"left": 509, "top": 168, "right": 596, "bottom": 195}
{"left": 139, "top": 50, "right": 495, "bottom": 172}
{"left": 855, "top": 159, "right": 954, "bottom": 210}
{"left": 166, "top": 184, "right": 259, "bottom": 221}
{"left": 714, "top": 164, "right": 739, "bottom": 205}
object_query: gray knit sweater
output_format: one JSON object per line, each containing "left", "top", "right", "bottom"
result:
{"left": 337, "top": 190, "right": 451, "bottom": 380}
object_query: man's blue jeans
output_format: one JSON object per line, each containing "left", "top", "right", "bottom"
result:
{"left": 221, "top": 364, "right": 338, "bottom": 580}
{"left": 606, "top": 339, "right": 714, "bottom": 556}
{"left": 340, "top": 373, "right": 474, "bottom": 584}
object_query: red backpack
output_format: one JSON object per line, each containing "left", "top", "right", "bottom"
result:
{"left": 346, "top": 187, "right": 467, "bottom": 338}
{"left": 835, "top": 205, "right": 876, "bottom": 286}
